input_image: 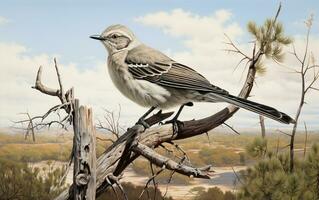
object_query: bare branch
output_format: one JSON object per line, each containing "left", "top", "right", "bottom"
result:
{"left": 290, "top": 44, "right": 303, "bottom": 64}
{"left": 231, "top": 166, "right": 243, "bottom": 185}
{"left": 167, "top": 141, "right": 191, "bottom": 164}
{"left": 309, "top": 87, "right": 319, "bottom": 91}
{"left": 276, "top": 129, "right": 292, "bottom": 137}
{"left": 223, "top": 122, "right": 241, "bottom": 135}
{"left": 133, "top": 143, "right": 214, "bottom": 179}
{"left": 21, "top": 112, "right": 35, "bottom": 141}
{"left": 224, "top": 33, "right": 251, "bottom": 60}
{"left": 138, "top": 165, "right": 164, "bottom": 200}
{"left": 32, "top": 66, "right": 59, "bottom": 96}
{"left": 53, "top": 58, "right": 66, "bottom": 103}
{"left": 163, "top": 170, "right": 175, "bottom": 199}
{"left": 149, "top": 163, "right": 157, "bottom": 200}
{"left": 107, "top": 174, "right": 127, "bottom": 200}
{"left": 18, "top": 59, "right": 74, "bottom": 139}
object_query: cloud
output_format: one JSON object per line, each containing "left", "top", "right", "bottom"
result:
{"left": 0, "top": 16, "right": 10, "bottom": 25}
{"left": 136, "top": 9, "right": 319, "bottom": 129}
{"left": 0, "top": 42, "right": 147, "bottom": 129}
{"left": 135, "top": 9, "right": 242, "bottom": 41}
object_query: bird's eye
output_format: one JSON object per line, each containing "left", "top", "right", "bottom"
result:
{"left": 111, "top": 34, "right": 117, "bottom": 39}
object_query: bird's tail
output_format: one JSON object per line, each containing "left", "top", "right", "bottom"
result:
{"left": 209, "top": 93, "right": 295, "bottom": 124}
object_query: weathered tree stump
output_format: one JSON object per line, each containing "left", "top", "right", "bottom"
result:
{"left": 73, "top": 99, "right": 96, "bottom": 200}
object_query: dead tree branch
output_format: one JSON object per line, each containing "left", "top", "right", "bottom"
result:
{"left": 133, "top": 143, "right": 214, "bottom": 179}
{"left": 289, "top": 14, "right": 318, "bottom": 172}
{"left": 73, "top": 100, "right": 96, "bottom": 199}
{"left": 15, "top": 59, "right": 74, "bottom": 138}
{"left": 259, "top": 115, "right": 266, "bottom": 138}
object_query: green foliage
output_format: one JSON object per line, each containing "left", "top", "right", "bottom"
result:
{"left": 254, "top": 59, "right": 267, "bottom": 76}
{"left": 238, "top": 143, "right": 319, "bottom": 199}
{"left": 0, "top": 159, "right": 67, "bottom": 200}
{"left": 192, "top": 186, "right": 236, "bottom": 200}
{"left": 247, "top": 17, "right": 292, "bottom": 75}
{"left": 97, "top": 182, "right": 173, "bottom": 200}
{"left": 245, "top": 137, "right": 267, "bottom": 158}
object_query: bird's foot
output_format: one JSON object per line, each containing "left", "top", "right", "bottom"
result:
{"left": 165, "top": 118, "right": 184, "bottom": 137}
{"left": 164, "top": 102, "right": 193, "bottom": 136}
{"left": 135, "top": 106, "right": 157, "bottom": 129}
{"left": 135, "top": 118, "right": 150, "bottom": 129}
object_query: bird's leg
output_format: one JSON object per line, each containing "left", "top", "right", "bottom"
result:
{"left": 165, "top": 102, "right": 193, "bottom": 135}
{"left": 166, "top": 102, "right": 193, "bottom": 124}
{"left": 136, "top": 106, "right": 157, "bottom": 128}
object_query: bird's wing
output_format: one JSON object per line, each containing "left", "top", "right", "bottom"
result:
{"left": 126, "top": 45, "right": 228, "bottom": 94}
{"left": 126, "top": 45, "right": 295, "bottom": 124}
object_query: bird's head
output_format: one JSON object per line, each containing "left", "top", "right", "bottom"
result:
{"left": 90, "top": 24, "right": 140, "bottom": 55}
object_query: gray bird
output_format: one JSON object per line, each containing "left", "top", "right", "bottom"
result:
{"left": 90, "top": 24, "right": 295, "bottom": 127}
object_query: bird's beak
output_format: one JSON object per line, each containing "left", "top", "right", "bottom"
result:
{"left": 90, "top": 35, "right": 106, "bottom": 41}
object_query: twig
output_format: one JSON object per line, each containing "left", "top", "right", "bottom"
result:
{"left": 223, "top": 33, "right": 251, "bottom": 60}
{"left": 138, "top": 165, "right": 164, "bottom": 200}
{"left": 105, "top": 175, "right": 120, "bottom": 200}
{"left": 167, "top": 141, "right": 191, "bottom": 165}
{"left": 276, "top": 129, "right": 292, "bottom": 137}
{"left": 163, "top": 170, "right": 175, "bottom": 198}
{"left": 149, "top": 163, "right": 157, "bottom": 200}
{"left": 303, "top": 122, "right": 308, "bottom": 158}
{"left": 223, "top": 122, "right": 241, "bottom": 135}
{"left": 231, "top": 166, "right": 244, "bottom": 185}
{"left": 18, "top": 112, "right": 36, "bottom": 141}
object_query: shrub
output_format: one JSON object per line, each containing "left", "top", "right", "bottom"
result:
{"left": 97, "top": 182, "right": 173, "bottom": 200}
{"left": 192, "top": 186, "right": 236, "bottom": 200}
{"left": 198, "top": 147, "right": 242, "bottom": 166}
{"left": 0, "top": 158, "right": 67, "bottom": 200}
{"left": 237, "top": 143, "right": 319, "bottom": 199}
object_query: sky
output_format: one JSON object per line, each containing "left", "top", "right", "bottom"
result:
{"left": 0, "top": 0, "right": 318, "bottom": 132}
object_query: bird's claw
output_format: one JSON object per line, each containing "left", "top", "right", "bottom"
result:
{"left": 135, "top": 118, "right": 150, "bottom": 129}
{"left": 165, "top": 118, "right": 184, "bottom": 137}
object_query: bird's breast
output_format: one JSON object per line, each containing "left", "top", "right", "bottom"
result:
{"left": 107, "top": 60, "right": 171, "bottom": 108}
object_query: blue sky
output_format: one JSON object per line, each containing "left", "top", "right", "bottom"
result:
{"left": 1, "top": 0, "right": 318, "bottom": 68}
{"left": 0, "top": 0, "right": 318, "bottom": 130}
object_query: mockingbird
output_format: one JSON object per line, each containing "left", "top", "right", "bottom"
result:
{"left": 90, "top": 24, "right": 295, "bottom": 127}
